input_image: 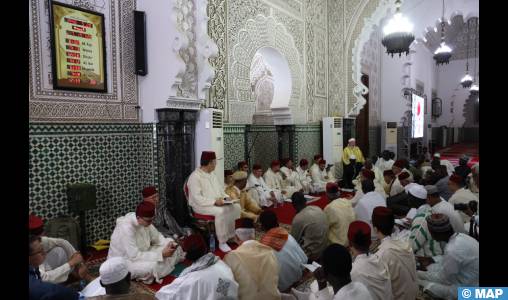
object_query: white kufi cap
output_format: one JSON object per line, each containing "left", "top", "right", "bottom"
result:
{"left": 99, "top": 257, "right": 129, "bottom": 285}
{"left": 407, "top": 184, "right": 427, "bottom": 200}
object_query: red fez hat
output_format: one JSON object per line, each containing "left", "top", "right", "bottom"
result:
{"left": 271, "top": 160, "right": 280, "bottom": 167}
{"left": 362, "top": 169, "right": 376, "bottom": 181}
{"left": 201, "top": 151, "right": 216, "bottom": 161}
{"left": 326, "top": 182, "right": 339, "bottom": 194}
{"left": 29, "top": 214, "right": 44, "bottom": 231}
{"left": 449, "top": 174, "right": 463, "bottom": 184}
{"left": 300, "top": 159, "right": 309, "bottom": 166}
{"left": 253, "top": 164, "right": 262, "bottom": 170}
{"left": 224, "top": 170, "right": 233, "bottom": 177}
{"left": 182, "top": 233, "right": 207, "bottom": 253}
{"left": 237, "top": 161, "right": 248, "bottom": 168}
{"left": 136, "top": 201, "right": 155, "bottom": 218}
{"left": 348, "top": 221, "right": 371, "bottom": 248}
{"left": 383, "top": 169, "right": 395, "bottom": 177}
{"left": 314, "top": 154, "right": 323, "bottom": 161}
{"left": 142, "top": 186, "right": 157, "bottom": 198}
{"left": 372, "top": 206, "right": 394, "bottom": 228}
{"left": 393, "top": 159, "right": 405, "bottom": 168}
{"left": 398, "top": 171, "right": 410, "bottom": 181}
{"left": 281, "top": 158, "right": 290, "bottom": 166}
{"left": 319, "top": 159, "right": 326, "bottom": 165}
{"left": 235, "top": 218, "right": 255, "bottom": 229}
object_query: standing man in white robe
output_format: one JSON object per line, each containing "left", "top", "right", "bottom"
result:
{"left": 311, "top": 159, "right": 332, "bottom": 193}
{"left": 348, "top": 221, "right": 393, "bottom": 300}
{"left": 296, "top": 159, "right": 313, "bottom": 194}
{"left": 108, "top": 201, "right": 185, "bottom": 284}
{"left": 248, "top": 164, "right": 282, "bottom": 207}
{"left": 280, "top": 158, "right": 303, "bottom": 196}
{"left": 156, "top": 234, "right": 239, "bottom": 300}
{"left": 447, "top": 174, "right": 479, "bottom": 223}
{"left": 375, "top": 150, "right": 394, "bottom": 172}
{"left": 354, "top": 179, "right": 386, "bottom": 239}
{"left": 187, "top": 151, "right": 241, "bottom": 253}
{"left": 263, "top": 160, "right": 289, "bottom": 200}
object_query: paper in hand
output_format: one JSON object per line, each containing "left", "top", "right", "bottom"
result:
{"left": 303, "top": 261, "right": 322, "bottom": 272}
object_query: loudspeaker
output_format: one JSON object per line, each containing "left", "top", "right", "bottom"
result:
{"left": 134, "top": 10, "right": 147, "bottom": 76}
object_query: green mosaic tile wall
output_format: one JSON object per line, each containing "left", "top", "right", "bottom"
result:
{"left": 294, "top": 124, "right": 322, "bottom": 163}
{"left": 29, "top": 123, "right": 157, "bottom": 244}
{"left": 224, "top": 124, "right": 246, "bottom": 170}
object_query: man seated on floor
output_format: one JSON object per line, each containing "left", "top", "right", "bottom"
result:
{"left": 264, "top": 160, "right": 290, "bottom": 200}
{"left": 280, "top": 158, "right": 304, "bottom": 196}
{"left": 296, "top": 159, "right": 313, "bottom": 194}
{"left": 432, "top": 165, "right": 453, "bottom": 200}
{"left": 424, "top": 185, "right": 465, "bottom": 234}
{"left": 225, "top": 171, "right": 262, "bottom": 222}
{"left": 311, "top": 159, "right": 332, "bottom": 193}
{"left": 351, "top": 169, "right": 386, "bottom": 208}
{"left": 187, "top": 151, "right": 241, "bottom": 253}
{"left": 390, "top": 160, "right": 412, "bottom": 196}
{"left": 28, "top": 213, "right": 91, "bottom": 284}
{"left": 310, "top": 154, "right": 323, "bottom": 176}
{"left": 237, "top": 160, "right": 249, "bottom": 172}
{"left": 259, "top": 210, "right": 307, "bottom": 292}
{"left": 454, "top": 156, "right": 472, "bottom": 184}
{"left": 290, "top": 192, "right": 329, "bottom": 262}
{"left": 224, "top": 170, "right": 234, "bottom": 188}
{"left": 309, "top": 244, "right": 373, "bottom": 300}
{"left": 382, "top": 170, "right": 396, "bottom": 197}
{"left": 386, "top": 178, "right": 422, "bottom": 217}
{"left": 108, "top": 201, "right": 185, "bottom": 284}
{"left": 468, "top": 163, "right": 479, "bottom": 194}
{"left": 376, "top": 150, "right": 395, "bottom": 172}
{"left": 156, "top": 234, "right": 239, "bottom": 300}
{"left": 448, "top": 174, "right": 479, "bottom": 223}
{"left": 324, "top": 182, "right": 355, "bottom": 246}
{"left": 372, "top": 207, "right": 418, "bottom": 300}
{"left": 248, "top": 163, "right": 282, "bottom": 207}
{"left": 83, "top": 257, "right": 156, "bottom": 300}
{"left": 224, "top": 218, "right": 280, "bottom": 300}
{"left": 29, "top": 235, "right": 80, "bottom": 300}
{"left": 354, "top": 179, "right": 386, "bottom": 240}
{"left": 143, "top": 186, "right": 185, "bottom": 238}
{"left": 417, "top": 214, "right": 479, "bottom": 299}
{"left": 348, "top": 221, "right": 393, "bottom": 300}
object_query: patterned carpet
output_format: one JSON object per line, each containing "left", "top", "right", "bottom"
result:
{"left": 435, "top": 143, "right": 479, "bottom": 167}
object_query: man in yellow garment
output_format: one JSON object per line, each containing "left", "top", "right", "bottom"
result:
{"left": 342, "top": 138, "right": 365, "bottom": 189}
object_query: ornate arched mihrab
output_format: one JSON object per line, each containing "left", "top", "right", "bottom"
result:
{"left": 231, "top": 15, "right": 303, "bottom": 111}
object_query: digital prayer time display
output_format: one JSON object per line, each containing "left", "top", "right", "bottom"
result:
{"left": 49, "top": 1, "right": 107, "bottom": 92}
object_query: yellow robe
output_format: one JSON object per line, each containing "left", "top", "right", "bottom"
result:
{"left": 342, "top": 146, "right": 365, "bottom": 165}
{"left": 324, "top": 198, "right": 356, "bottom": 246}
{"left": 225, "top": 185, "right": 262, "bottom": 221}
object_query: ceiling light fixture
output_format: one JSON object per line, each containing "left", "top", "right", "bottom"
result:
{"left": 433, "top": 0, "right": 452, "bottom": 65}
{"left": 460, "top": 19, "right": 473, "bottom": 88}
{"left": 382, "top": 0, "right": 415, "bottom": 57}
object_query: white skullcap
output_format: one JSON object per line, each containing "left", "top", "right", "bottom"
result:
{"left": 99, "top": 257, "right": 129, "bottom": 285}
{"left": 235, "top": 228, "right": 255, "bottom": 242}
{"left": 407, "top": 184, "right": 427, "bottom": 200}
{"left": 433, "top": 153, "right": 441, "bottom": 158}
{"left": 349, "top": 154, "right": 356, "bottom": 160}
{"left": 348, "top": 138, "right": 356, "bottom": 143}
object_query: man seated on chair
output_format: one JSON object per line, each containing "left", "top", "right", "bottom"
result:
{"left": 248, "top": 164, "right": 282, "bottom": 207}
{"left": 224, "top": 218, "right": 280, "bottom": 300}
{"left": 82, "top": 257, "right": 156, "bottom": 299}
{"left": 296, "top": 159, "right": 313, "bottom": 194}
{"left": 280, "top": 158, "right": 304, "bottom": 197}
{"left": 156, "top": 234, "right": 239, "bottom": 300}
{"left": 187, "top": 151, "right": 241, "bottom": 253}
{"left": 225, "top": 171, "right": 262, "bottom": 222}
{"left": 108, "top": 201, "right": 185, "bottom": 284}
{"left": 311, "top": 159, "right": 332, "bottom": 193}
{"left": 28, "top": 213, "right": 92, "bottom": 284}
{"left": 143, "top": 185, "right": 185, "bottom": 238}
{"left": 237, "top": 160, "right": 249, "bottom": 172}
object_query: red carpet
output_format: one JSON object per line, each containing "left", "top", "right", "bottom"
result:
{"left": 435, "top": 143, "right": 479, "bottom": 167}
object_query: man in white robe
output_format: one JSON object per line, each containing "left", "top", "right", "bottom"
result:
{"left": 423, "top": 185, "right": 466, "bottom": 234}
{"left": 248, "top": 164, "right": 282, "bottom": 207}
{"left": 372, "top": 207, "right": 418, "bottom": 300}
{"left": 156, "top": 234, "right": 239, "bottom": 300}
{"left": 354, "top": 179, "right": 386, "bottom": 240}
{"left": 296, "top": 159, "right": 313, "bottom": 194}
{"left": 263, "top": 160, "right": 290, "bottom": 200}
{"left": 280, "top": 158, "right": 303, "bottom": 197}
{"left": 375, "top": 150, "right": 394, "bottom": 172}
{"left": 390, "top": 160, "right": 413, "bottom": 196}
{"left": 417, "top": 214, "right": 479, "bottom": 299}
{"left": 187, "top": 151, "right": 241, "bottom": 253}
{"left": 108, "top": 201, "right": 185, "bottom": 284}
{"left": 311, "top": 159, "right": 333, "bottom": 193}
{"left": 309, "top": 154, "right": 323, "bottom": 178}
{"left": 447, "top": 174, "right": 479, "bottom": 223}
{"left": 348, "top": 221, "right": 393, "bottom": 300}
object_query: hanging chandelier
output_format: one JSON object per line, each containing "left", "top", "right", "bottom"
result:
{"left": 469, "top": 20, "right": 479, "bottom": 96}
{"left": 433, "top": 1, "right": 452, "bottom": 65}
{"left": 460, "top": 20, "right": 473, "bottom": 87}
{"left": 382, "top": 0, "right": 415, "bottom": 57}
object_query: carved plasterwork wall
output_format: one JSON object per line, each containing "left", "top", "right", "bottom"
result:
{"left": 29, "top": 0, "right": 139, "bottom": 122}
{"left": 361, "top": 25, "right": 382, "bottom": 126}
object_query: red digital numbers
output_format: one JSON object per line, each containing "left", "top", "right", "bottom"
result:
{"left": 68, "top": 78, "right": 81, "bottom": 84}
{"left": 67, "top": 65, "right": 81, "bottom": 70}
{"left": 67, "top": 71, "right": 81, "bottom": 77}
{"left": 66, "top": 58, "right": 81, "bottom": 64}
{"left": 66, "top": 45, "right": 80, "bottom": 51}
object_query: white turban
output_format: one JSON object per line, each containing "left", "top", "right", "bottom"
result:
{"left": 348, "top": 138, "right": 356, "bottom": 143}
{"left": 235, "top": 228, "right": 255, "bottom": 241}
{"left": 433, "top": 153, "right": 441, "bottom": 158}
{"left": 99, "top": 257, "right": 129, "bottom": 285}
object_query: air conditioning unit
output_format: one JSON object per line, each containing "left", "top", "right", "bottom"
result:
{"left": 195, "top": 108, "right": 225, "bottom": 186}
{"left": 323, "top": 117, "right": 344, "bottom": 165}
{"left": 381, "top": 122, "right": 398, "bottom": 158}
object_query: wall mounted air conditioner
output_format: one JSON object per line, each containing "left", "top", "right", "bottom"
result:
{"left": 381, "top": 122, "right": 398, "bottom": 158}
{"left": 195, "top": 108, "right": 225, "bottom": 186}
{"left": 323, "top": 117, "right": 343, "bottom": 165}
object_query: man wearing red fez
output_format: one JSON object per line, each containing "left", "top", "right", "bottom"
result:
{"left": 142, "top": 186, "right": 185, "bottom": 238}
{"left": 324, "top": 182, "right": 355, "bottom": 246}
{"left": 247, "top": 163, "right": 282, "bottom": 208}
{"left": 447, "top": 173, "right": 479, "bottom": 223}
{"left": 310, "top": 159, "right": 333, "bottom": 193}
{"left": 296, "top": 159, "right": 313, "bottom": 194}
{"left": 390, "top": 159, "right": 413, "bottom": 196}
{"left": 28, "top": 213, "right": 90, "bottom": 284}
{"left": 156, "top": 234, "right": 239, "bottom": 299}
{"left": 237, "top": 160, "right": 249, "bottom": 172}
{"left": 382, "top": 169, "right": 396, "bottom": 195}
{"left": 309, "top": 155, "right": 323, "bottom": 185}
{"left": 264, "top": 160, "right": 299, "bottom": 200}
{"left": 348, "top": 220, "right": 393, "bottom": 300}
{"left": 108, "top": 201, "right": 185, "bottom": 284}
{"left": 187, "top": 151, "right": 241, "bottom": 253}
{"left": 372, "top": 206, "right": 418, "bottom": 300}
